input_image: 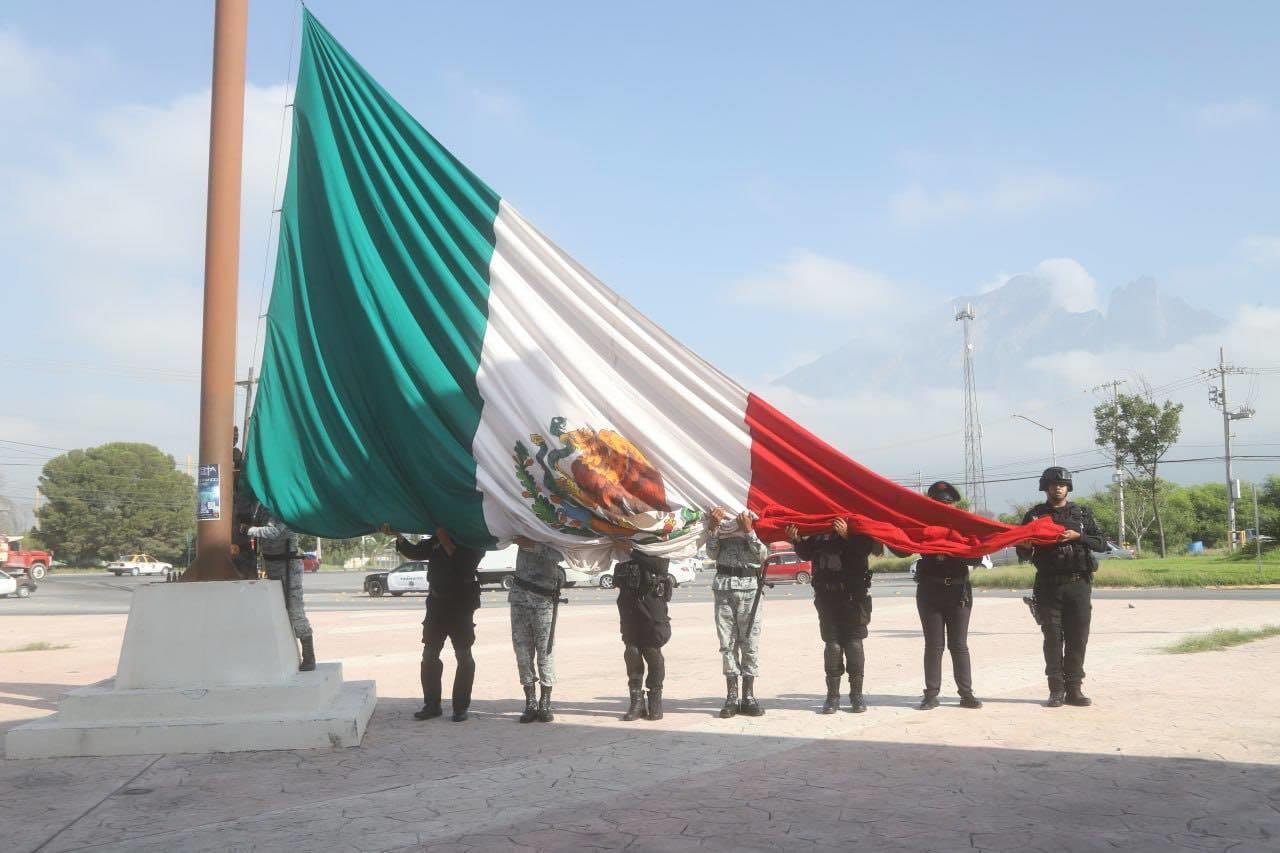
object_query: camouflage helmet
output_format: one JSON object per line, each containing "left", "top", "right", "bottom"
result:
{"left": 1038, "top": 466, "right": 1073, "bottom": 492}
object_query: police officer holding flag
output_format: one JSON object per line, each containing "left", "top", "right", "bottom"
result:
{"left": 1017, "top": 467, "right": 1107, "bottom": 708}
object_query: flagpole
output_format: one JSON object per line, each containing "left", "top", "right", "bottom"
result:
{"left": 185, "top": 0, "right": 250, "bottom": 582}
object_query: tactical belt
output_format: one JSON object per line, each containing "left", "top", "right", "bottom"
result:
{"left": 715, "top": 565, "right": 756, "bottom": 577}
{"left": 513, "top": 575, "right": 558, "bottom": 598}
{"left": 916, "top": 574, "right": 967, "bottom": 587}
{"left": 1037, "top": 571, "right": 1091, "bottom": 584}
{"left": 263, "top": 552, "right": 300, "bottom": 562}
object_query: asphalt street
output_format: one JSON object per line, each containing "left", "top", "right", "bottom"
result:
{"left": 5, "top": 570, "right": 1280, "bottom": 617}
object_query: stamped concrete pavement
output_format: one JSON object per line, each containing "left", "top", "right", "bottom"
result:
{"left": 1, "top": 590, "right": 1277, "bottom": 851}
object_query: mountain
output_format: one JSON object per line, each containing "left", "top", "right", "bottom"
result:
{"left": 775, "top": 275, "right": 1225, "bottom": 398}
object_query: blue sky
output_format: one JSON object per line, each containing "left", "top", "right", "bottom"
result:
{"left": 1, "top": 1, "right": 1277, "bottom": 523}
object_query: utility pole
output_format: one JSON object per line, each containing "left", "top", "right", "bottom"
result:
{"left": 1252, "top": 482, "right": 1263, "bottom": 584}
{"left": 1092, "top": 379, "right": 1127, "bottom": 547}
{"left": 1203, "top": 347, "right": 1257, "bottom": 551}
{"left": 955, "top": 304, "right": 988, "bottom": 516}
{"left": 235, "top": 367, "right": 257, "bottom": 454}
{"left": 185, "top": 0, "right": 249, "bottom": 582}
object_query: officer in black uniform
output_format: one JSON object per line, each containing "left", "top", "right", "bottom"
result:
{"left": 613, "top": 546, "right": 673, "bottom": 722}
{"left": 1017, "top": 467, "right": 1107, "bottom": 708}
{"left": 394, "top": 528, "right": 485, "bottom": 722}
{"left": 787, "top": 518, "right": 878, "bottom": 714}
{"left": 913, "top": 481, "right": 983, "bottom": 711}
{"left": 230, "top": 439, "right": 259, "bottom": 581}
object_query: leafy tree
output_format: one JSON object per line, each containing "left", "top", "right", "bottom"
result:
{"left": 36, "top": 443, "right": 195, "bottom": 565}
{"left": 1094, "top": 390, "right": 1183, "bottom": 557}
{"left": 1182, "top": 483, "right": 1228, "bottom": 547}
{"left": 998, "top": 500, "right": 1035, "bottom": 526}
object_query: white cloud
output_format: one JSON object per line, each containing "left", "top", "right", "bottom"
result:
{"left": 0, "top": 28, "right": 56, "bottom": 102}
{"left": 1033, "top": 258, "right": 1101, "bottom": 313}
{"left": 977, "top": 272, "right": 1013, "bottom": 294}
{"left": 889, "top": 171, "right": 1097, "bottom": 227}
{"left": 1195, "top": 96, "right": 1270, "bottom": 130}
{"left": 729, "top": 251, "right": 904, "bottom": 317}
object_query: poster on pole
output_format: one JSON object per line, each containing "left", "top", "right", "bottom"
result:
{"left": 197, "top": 464, "right": 221, "bottom": 521}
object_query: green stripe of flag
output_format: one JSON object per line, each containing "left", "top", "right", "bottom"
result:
{"left": 245, "top": 10, "right": 500, "bottom": 544}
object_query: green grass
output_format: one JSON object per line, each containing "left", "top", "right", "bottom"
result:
{"left": 1163, "top": 624, "right": 1280, "bottom": 654}
{"left": 1, "top": 642, "right": 71, "bottom": 653}
{"left": 971, "top": 550, "right": 1280, "bottom": 588}
{"left": 870, "top": 555, "right": 916, "bottom": 574}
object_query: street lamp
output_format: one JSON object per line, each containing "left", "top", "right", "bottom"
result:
{"left": 1011, "top": 414, "right": 1056, "bottom": 466}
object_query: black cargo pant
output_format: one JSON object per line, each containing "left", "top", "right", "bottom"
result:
{"left": 618, "top": 588, "right": 671, "bottom": 691}
{"left": 1033, "top": 574, "right": 1091, "bottom": 688}
{"left": 422, "top": 588, "right": 480, "bottom": 712}
{"left": 915, "top": 580, "right": 973, "bottom": 695}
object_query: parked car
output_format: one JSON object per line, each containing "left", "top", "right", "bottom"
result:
{"left": 0, "top": 569, "right": 37, "bottom": 598}
{"left": 1096, "top": 541, "right": 1135, "bottom": 560}
{"left": 476, "top": 545, "right": 521, "bottom": 589}
{"left": 302, "top": 551, "right": 320, "bottom": 573}
{"left": 477, "top": 545, "right": 590, "bottom": 590}
{"left": 763, "top": 550, "right": 812, "bottom": 584}
{"left": 106, "top": 554, "right": 173, "bottom": 577}
{"left": 2, "top": 536, "right": 53, "bottom": 580}
{"left": 597, "top": 558, "right": 698, "bottom": 590}
{"left": 364, "top": 560, "right": 430, "bottom": 597}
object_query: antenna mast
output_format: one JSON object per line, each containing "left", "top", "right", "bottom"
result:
{"left": 955, "top": 304, "right": 988, "bottom": 515}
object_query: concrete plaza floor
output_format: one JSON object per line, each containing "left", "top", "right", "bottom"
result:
{"left": 2, "top": 587, "right": 1278, "bottom": 851}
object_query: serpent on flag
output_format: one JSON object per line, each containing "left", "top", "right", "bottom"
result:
{"left": 244, "top": 11, "right": 1061, "bottom": 568}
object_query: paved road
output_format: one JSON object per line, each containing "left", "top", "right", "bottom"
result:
{"left": 6, "top": 570, "right": 1280, "bottom": 616}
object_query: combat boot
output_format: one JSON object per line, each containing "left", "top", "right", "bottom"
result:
{"left": 622, "top": 687, "right": 647, "bottom": 721}
{"left": 518, "top": 684, "right": 538, "bottom": 723}
{"left": 646, "top": 689, "right": 663, "bottom": 721}
{"left": 740, "top": 676, "right": 764, "bottom": 716}
{"left": 848, "top": 676, "right": 867, "bottom": 713}
{"left": 298, "top": 636, "right": 316, "bottom": 672}
{"left": 959, "top": 691, "right": 984, "bottom": 709}
{"left": 1046, "top": 678, "right": 1066, "bottom": 708}
{"left": 1064, "top": 685, "right": 1092, "bottom": 707}
{"left": 719, "top": 676, "right": 739, "bottom": 718}
{"left": 821, "top": 676, "right": 841, "bottom": 714}
{"left": 537, "top": 685, "right": 555, "bottom": 722}
{"left": 917, "top": 689, "right": 940, "bottom": 711}
{"left": 414, "top": 701, "right": 443, "bottom": 721}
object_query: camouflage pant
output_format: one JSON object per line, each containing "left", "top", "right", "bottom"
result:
{"left": 509, "top": 599, "right": 555, "bottom": 687}
{"left": 714, "top": 588, "right": 763, "bottom": 677}
{"left": 265, "top": 559, "right": 312, "bottom": 639}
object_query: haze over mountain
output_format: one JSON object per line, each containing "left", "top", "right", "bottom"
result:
{"left": 776, "top": 274, "right": 1225, "bottom": 399}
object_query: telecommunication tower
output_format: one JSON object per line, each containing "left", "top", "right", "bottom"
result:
{"left": 955, "top": 304, "right": 989, "bottom": 515}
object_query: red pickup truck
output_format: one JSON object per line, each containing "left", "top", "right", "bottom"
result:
{"left": 2, "top": 537, "right": 53, "bottom": 580}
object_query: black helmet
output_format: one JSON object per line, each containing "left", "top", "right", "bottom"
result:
{"left": 1038, "top": 466, "right": 1073, "bottom": 492}
{"left": 926, "top": 480, "right": 962, "bottom": 503}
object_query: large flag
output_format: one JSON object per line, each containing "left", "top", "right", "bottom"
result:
{"left": 245, "top": 12, "right": 1060, "bottom": 566}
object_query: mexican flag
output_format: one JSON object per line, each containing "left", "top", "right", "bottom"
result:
{"left": 245, "top": 12, "right": 1059, "bottom": 567}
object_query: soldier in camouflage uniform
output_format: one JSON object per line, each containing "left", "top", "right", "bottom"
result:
{"left": 706, "top": 507, "right": 770, "bottom": 718}
{"left": 510, "top": 537, "right": 563, "bottom": 723}
{"left": 242, "top": 509, "right": 315, "bottom": 671}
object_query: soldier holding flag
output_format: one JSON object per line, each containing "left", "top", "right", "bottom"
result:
{"left": 509, "top": 537, "right": 563, "bottom": 723}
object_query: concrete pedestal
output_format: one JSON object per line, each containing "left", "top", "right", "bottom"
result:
{"left": 4, "top": 581, "right": 376, "bottom": 758}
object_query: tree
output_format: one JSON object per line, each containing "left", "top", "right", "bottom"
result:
{"left": 1094, "top": 390, "right": 1183, "bottom": 557}
{"left": 1078, "top": 480, "right": 1193, "bottom": 555}
{"left": 36, "top": 443, "right": 195, "bottom": 565}
{"left": 1182, "top": 483, "right": 1228, "bottom": 548}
